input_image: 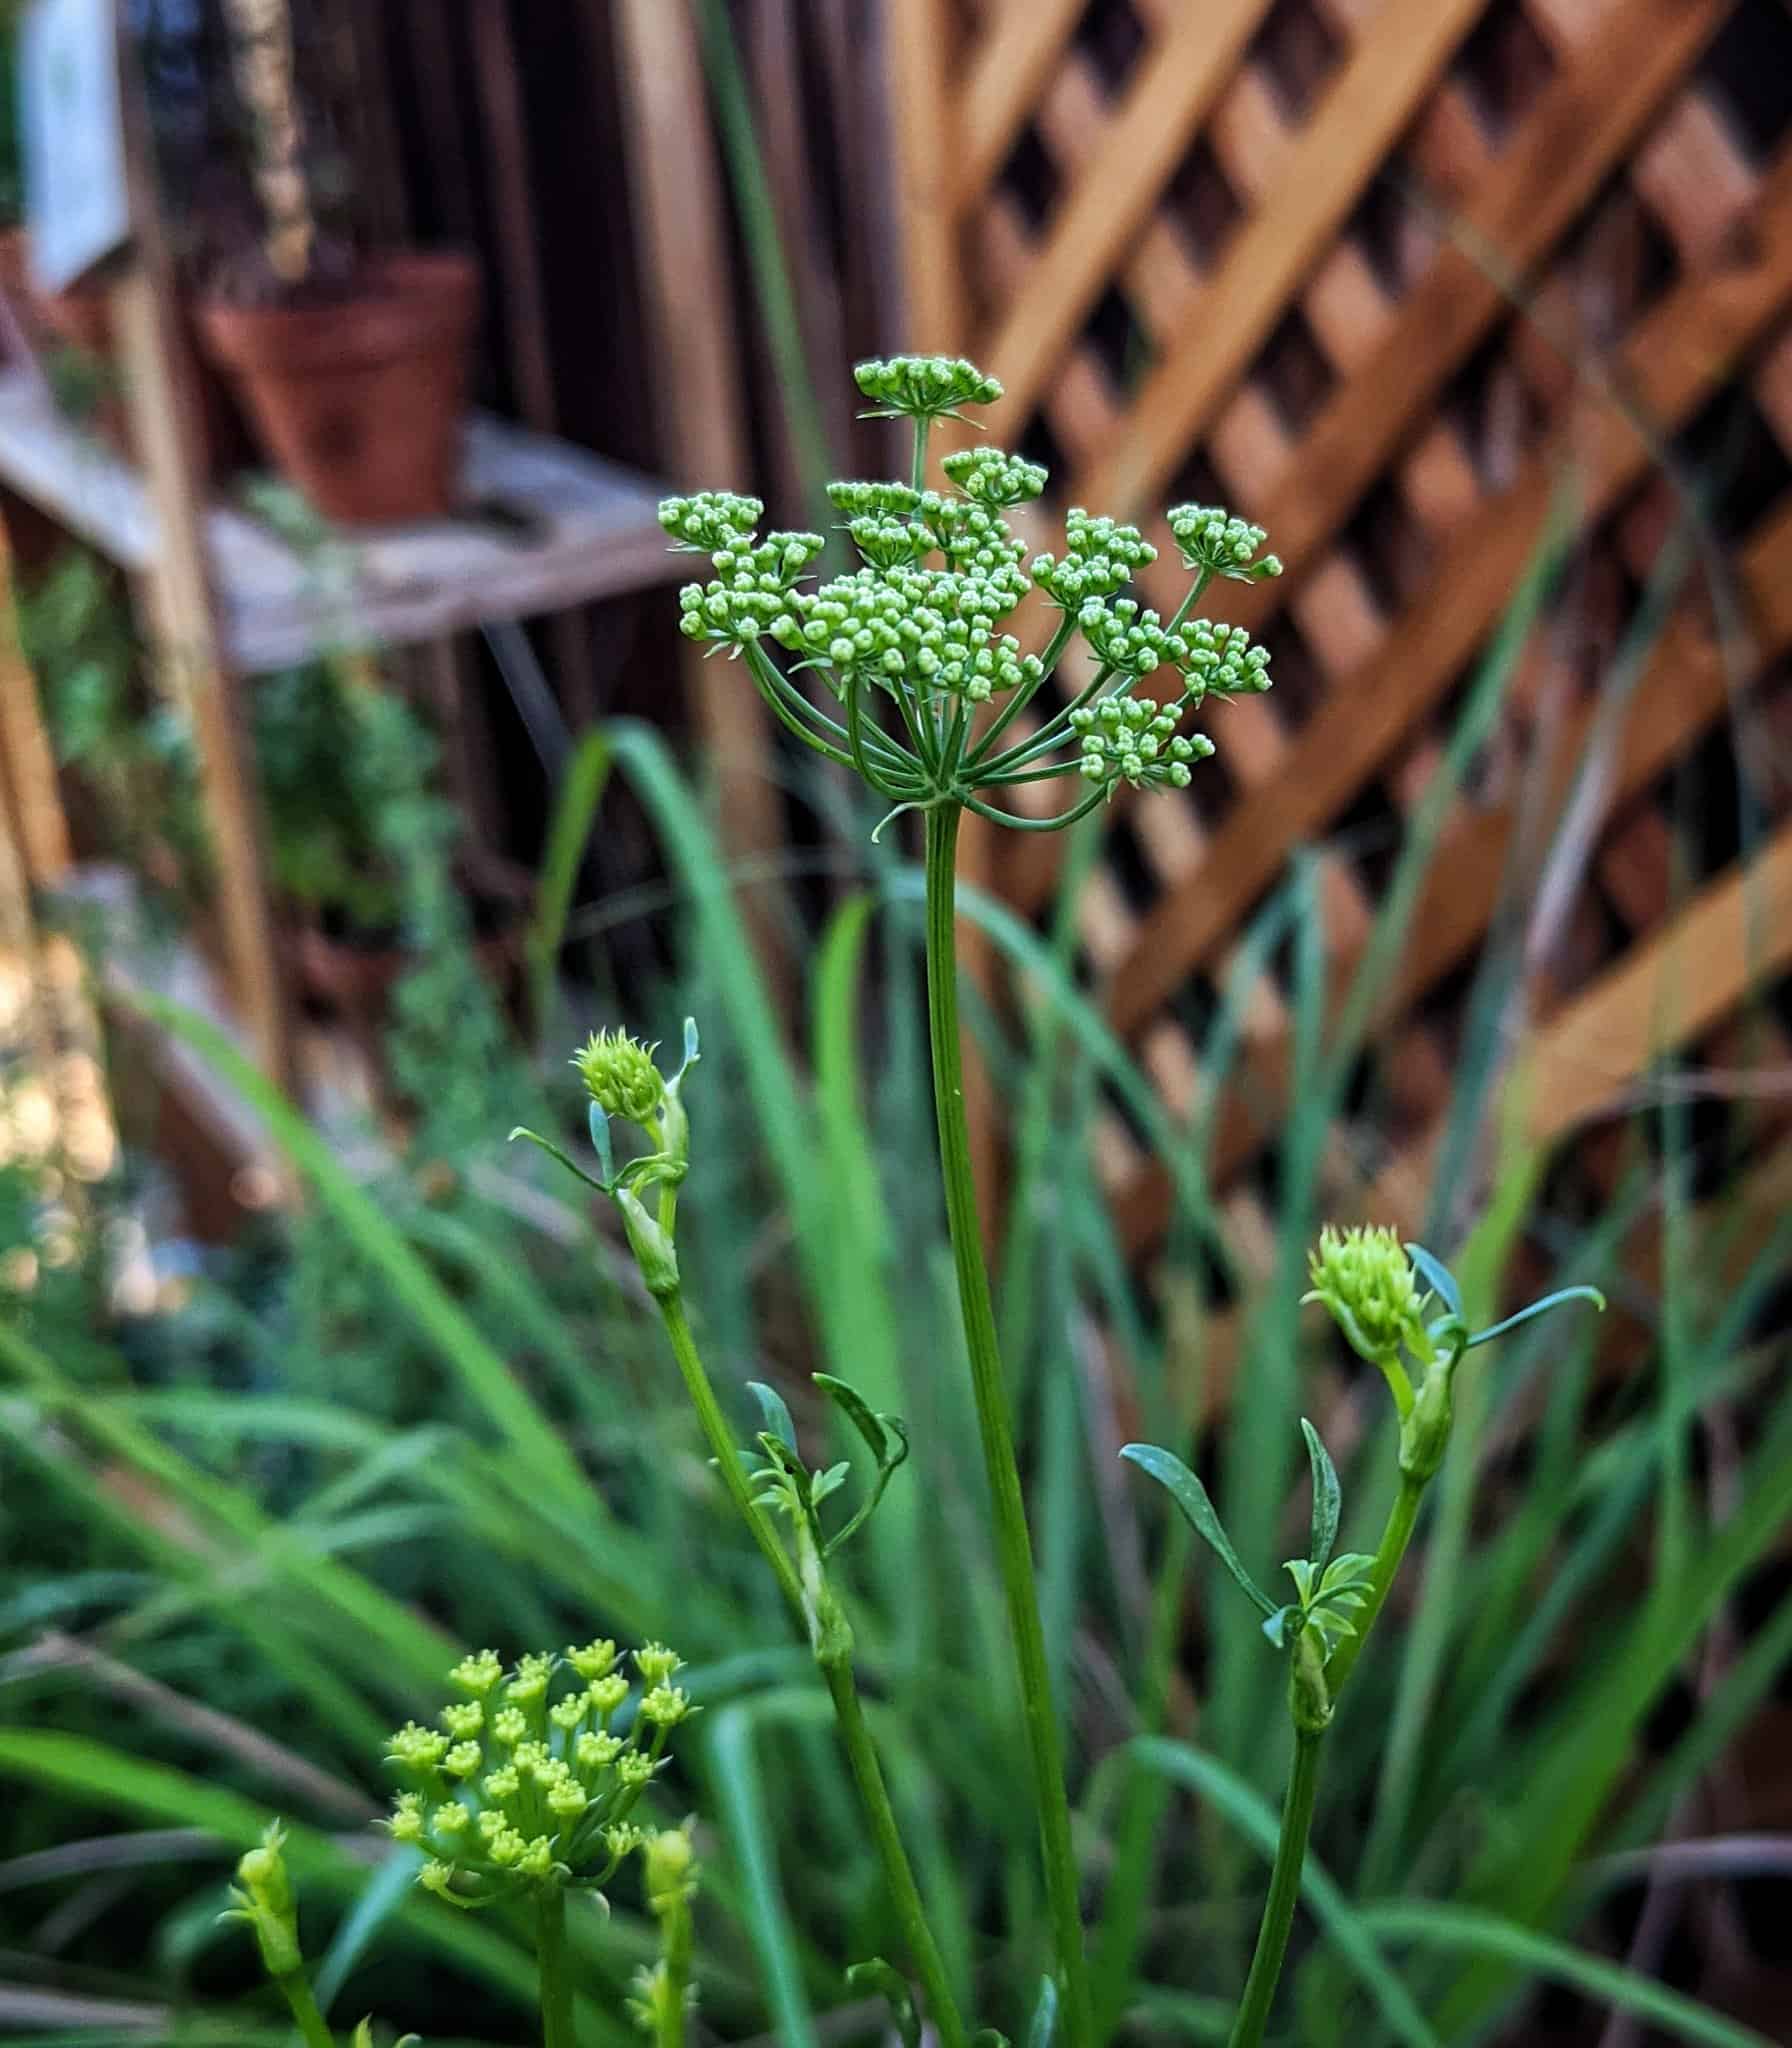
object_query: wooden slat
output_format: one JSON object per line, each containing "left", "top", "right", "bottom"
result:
{"left": 608, "top": 0, "right": 785, "bottom": 921}
{"left": 950, "top": 0, "right": 1088, "bottom": 217}
{"left": 1077, "top": 0, "right": 1484, "bottom": 519}
{"left": 976, "top": 0, "right": 1274, "bottom": 442}
{"left": 1148, "top": 0, "right": 1725, "bottom": 618}
{"left": 0, "top": 534, "right": 71, "bottom": 887}
{"left": 1105, "top": 148, "right": 1792, "bottom": 1040}
{"left": 887, "top": 0, "right": 965, "bottom": 353}
{"left": 1361, "top": 814, "right": 1792, "bottom": 1233}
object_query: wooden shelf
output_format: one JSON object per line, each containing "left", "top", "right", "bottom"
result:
{"left": 0, "top": 368, "right": 683, "bottom": 671}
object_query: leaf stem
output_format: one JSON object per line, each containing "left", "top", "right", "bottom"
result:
{"left": 653, "top": 1290, "right": 806, "bottom": 1621}
{"left": 819, "top": 1653, "right": 971, "bottom": 2048}
{"left": 1225, "top": 1469, "right": 1429, "bottom": 2042}
{"left": 1225, "top": 1730, "right": 1323, "bottom": 2048}
{"left": 537, "top": 1886, "right": 579, "bottom": 2048}
{"left": 651, "top": 1290, "right": 964, "bottom": 2045}
{"left": 923, "top": 804, "right": 1093, "bottom": 2047}
{"left": 274, "top": 1972, "right": 337, "bottom": 2048}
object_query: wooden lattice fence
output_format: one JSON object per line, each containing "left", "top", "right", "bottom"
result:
{"left": 884, "top": 0, "right": 1792, "bottom": 1306}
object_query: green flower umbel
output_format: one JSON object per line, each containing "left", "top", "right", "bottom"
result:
{"left": 1304, "top": 1225, "right": 1430, "bottom": 1372}
{"left": 384, "top": 1645, "right": 694, "bottom": 1909}
{"left": 572, "top": 1030, "right": 666, "bottom": 1127}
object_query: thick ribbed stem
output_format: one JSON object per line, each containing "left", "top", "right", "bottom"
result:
{"left": 922, "top": 803, "right": 1092, "bottom": 2047}
{"left": 536, "top": 1888, "right": 578, "bottom": 2048}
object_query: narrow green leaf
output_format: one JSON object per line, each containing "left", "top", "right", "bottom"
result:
{"left": 1362, "top": 1902, "right": 1772, "bottom": 2048}
{"left": 747, "top": 1382, "right": 798, "bottom": 1455}
{"left": 1026, "top": 1975, "right": 1060, "bottom": 2048}
{"left": 1300, "top": 1418, "right": 1341, "bottom": 1570}
{"left": 1403, "top": 1243, "right": 1461, "bottom": 1318}
{"left": 1120, "top": 1445, "right": 1275, "bottom": 1618}
{"left": 1465, "top": 1286, "right": 1606, "bottom": 1349}
{"left": 812, "top": 1373, "right": 889, "bottom": 1466}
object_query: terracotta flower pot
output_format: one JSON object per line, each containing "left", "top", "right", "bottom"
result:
{"left": 196, "top": 251, "right": 480, "bottom": 526}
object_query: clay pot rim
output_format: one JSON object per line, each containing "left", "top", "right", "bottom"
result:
{"left": 195, "top": 249, "right": 480, "bottom": 370}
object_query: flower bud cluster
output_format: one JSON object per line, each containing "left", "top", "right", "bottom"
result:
{"left": 854, "top": 354, "right": 1003, "bottom": 419}
{"left": 1031, "top": 510, "right": 1158, "bottom": 608}
{"left": 1305, "top": 1226, "right": 1427, "bottom": 1364}
{"left": 1167, "top": 502, "right": 1283, "bottom": 582}
{"left": 1181, "top": 619, "right": 1273, "bottom": 701}
{"left": 384, "top": 1643, "right": 694, "bottom": 1906}
{"left": 1071, "top": 695, "right": 1214, "bottom": 791}
{"left": 1076, "top": 596, "right": 1188, "bottom": 678}
{"left": 917, "top": 496, "right": 1030, "bottom": 579}
{"left": 658, "top": 491, "right": 763, "bottom": 555}
{"left": 677, "top": 530, "right": 826, "bottom": 653}
{"left": 772, "top": 564, "right": 1041, "bottom": 702}
{"left": 572, "top": 1030, "right": 665, "bottom": 1126}
{"left": 941, "top": 445, "right": 1047, "bottom": 506}
{"left": 826, "top": 480, "right": 923, "bottom": 518}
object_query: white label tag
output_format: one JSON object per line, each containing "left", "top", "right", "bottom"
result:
{"left": 21, "top": 0, "right": 132, "bottom": 293}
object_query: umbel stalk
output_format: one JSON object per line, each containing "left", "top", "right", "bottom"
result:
{"left": 923, "top": 803, "right": 1093, "bottom": 2047}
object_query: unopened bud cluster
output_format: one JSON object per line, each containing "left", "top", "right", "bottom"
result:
{"left": 572, "top": 1030, "right": 665, "bottom": 1126}
{"left": 1167, "top": 503, "right": 1282, "bottom": 582}
{"left": 659, "top": 353, "right": 1283, "bottom": 822}
{"left": 1073, "top": 696, "right": 1214, "bottom": 791}
{"left": 854, "top": 353, "right": 1003, "bottom": 419}
{"left": 383, "top": 1643, "right": 693, "bottom": 1905}
{"left": 1305, "top": 1225, "right": 1428, "bottom": 1364}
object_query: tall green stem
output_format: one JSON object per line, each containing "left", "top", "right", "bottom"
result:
{"left": 651, "top": 1288, "right": 965, "bottom": 2046}
{"left": 537, "top": 1887, "right": 578, "bottom": 2048}
{"left": 273, "top": 1972, "right": 337, "bottom": 2048}
{"left": 821, "top": 1655, "right": 970, "bottom": 2048}
{"left": 1225, "top": 1730, "right": 1322, "bottom": 2048}
{"left": 1324, "top": 1473, "right": 1424, "bottom": 1696}
{"left": 653, "top": 1291, "right": 806, "bottom": 1620}
{"left": 1225, "top": 1469, "right": 1429, "bottom": 2041}
{"left": 922, "top": 803, "right": 1092, "bottom": 2048}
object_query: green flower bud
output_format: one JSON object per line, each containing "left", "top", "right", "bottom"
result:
{"left": 572, "top": 1030, "right": 665, "bottom": 1126}
{"left": 449, "top": 1650, "right": 503, "bottom": 1697}
{"left": 1166, "top": 502, "right": 1281, "bottom": 582}
{"left": 227, "top": 1821, "right": 303, "bottom": 1980}
{"left": 640, "top": 1683, "right": 692, "bottom": 1727}
{"left": 589, "top": 1673, "right": 630, "bottom": 1718}
{"left": 643, "top": 1824, "right": 698, "bottom": 1912}
{"left": 853, "top": 354, "right": 1002, "bottom": 420}
{"left": 1304, "top": 1225, "right": 1428, "bottom": 1366}
{"left": 634, "top": 1643, "right": 684, "bottom": 1685}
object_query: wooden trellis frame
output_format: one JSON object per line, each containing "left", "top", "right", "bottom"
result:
{"left": 886, "top": 0, "right": 1792, "bottom": 1287}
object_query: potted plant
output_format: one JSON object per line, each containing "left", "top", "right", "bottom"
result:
{"left": 194, "top": 0, "right": 479, "bottom": 526}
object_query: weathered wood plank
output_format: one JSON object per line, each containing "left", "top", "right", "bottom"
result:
{"left": 887, "top": 0, "right": 966, "bottom": 355}
{"left": 950, "top": 0, "right": 1087, "bottom": 218}
{"left": 977, "top": 0, "right": 1273, "bottom": 442}
{"left": 1077, "top": 0, "right": 1484, "bottom": 519}
{"left": 1104, "top": 146, "right": 1792, "bottom": 1040}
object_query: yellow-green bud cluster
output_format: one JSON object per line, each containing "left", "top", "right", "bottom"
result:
{"left": 1071, "top": 696, "right": 1213, "bottom": 790}
{"left": 1168, "top": 502, "right": 1282, "bottom": 582}
{"left": 1181, "top": 619, "right": 1273, "bottom": 701}
{"left": 917, "top": 495, "right": 1030, "bottom": 579}
{"left": 1305, "top": 1226, "right": 1428, "bottom": 1363}
{"left": 572, "top": 1030, "right": 665, "bottom": 1125}
{"left": 1030, "top": 509, "right": 1158, "bottom": 608}
{"left": 659, "top": 491, "right": 763, "bottom": 554}
{"left": 941, "top": 445, "right": 1047, "bottom": 506}
{"left": 854, "top": 353, "right": 1003, "bottom": 419}
{"left": 826, "top": 479, "right": 923, "bottom": 517}
{"left": 385, "top": 1643, "right": 692, "bottom": 1906}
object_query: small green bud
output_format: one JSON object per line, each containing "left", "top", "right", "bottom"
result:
{"left": 449, "top": 1650, "right": 504, "bottom": 1697}
{"left": 440, "top": 1701, "right": 483, "bottom": 1739}
{"left": 643, "top": 1824, "right": 698, "bottom": 1913}
{"left": 853, "top": 354, "right": 1002, "bottom": 420}
{"left": 567, "top": 1638, "right": 618, "bottom": 1680}
{"left": 1304, "top": 1225, "right": 1428, "bottom": 1366}
{"left": 640, "top": 1683, "right": 692, "bottom": 1727}
{"left": 635, "top": 1643, "right": 684, "bottom": 1685}
{"left": 227, "top": 1821, "right": 303, "bottom": 1980}
{"left": 577, "top": 1729, "right": 623, "bottom": 1773}
{"left": 572, "top": 1030, "right": 666, "bottom": 1125}
{"left": 387, "top": 1794, "right": 426, "bottom": 1844}
{"left": 589, "top": 1673, "right": 630, "bottom": 1718}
